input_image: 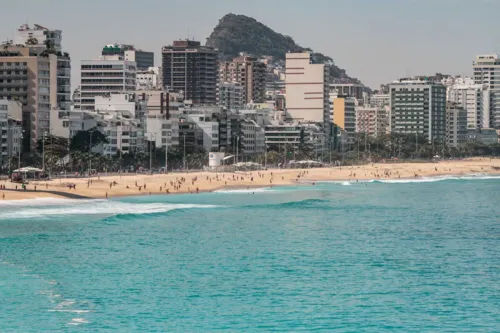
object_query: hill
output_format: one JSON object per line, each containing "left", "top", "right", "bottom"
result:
{"left": 206, "top": 14, "right": 360, "bottom": 83}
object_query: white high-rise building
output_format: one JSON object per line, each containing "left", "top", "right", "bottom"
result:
{"left": 285, "top": 52, "right": 330, "bottom": 133}
{"left": 77, "top": 56, "right": 136, "bottom": 111}
{"left": 447, "top": 77, "right": 490, "bottom": 129}
{"left": 473, "top": 54, "right": 500, "bottom": 128}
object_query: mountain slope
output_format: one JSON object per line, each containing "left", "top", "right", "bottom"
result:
{"left": 206, "top": 14, "right": 360, "bottom": 83}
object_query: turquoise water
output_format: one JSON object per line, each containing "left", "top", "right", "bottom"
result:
{"left": 1, "top": 176, "right": 500, "bottom": 332}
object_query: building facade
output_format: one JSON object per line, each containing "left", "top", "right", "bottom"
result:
{"left": 446, "top": 103, "right": 467, "bottom": 147}
{"left": 389, "top": 80, "right": 447, "bottom": 142}
{"left": 14, "top": 24, "right": 62, "bottom": 52}
{"left": 218, "top": 56, "right": 266, "bottom": 104}
{"left": 370, "top": 93, "right": 390, "bottom": 107}
{"left": 473, "top": 54, "right": 500, "bottom": 128}
{"left": 285, "top": 52, "right": 330, "bottom": 133}
{"left": 102, "top": 44, "right": 154, "bottom": 70}
{"left": 447, "top": 77, "right": 489, "bottom": 130}
{"left": 0, "top": 100, "right": 22, "bottom": 169}
{"left": 355, "top": 106, "right": 388, "bottom": 137}
{"left": 331, "top": 95, "right": 356, "bottom": 138}
{"left": 330, "top": 83, "right": 365, "bottom": 100}
{"left": 136, "top": 67, "right": 162, "bottom": 90}
{"left": 77, "top": 56, "right": 136, "bottom": 111}
{"left": 217, "top": 82, "right": 244, "bottom": 111}
{"left": 0, "top": 43, "right": 70, "bottom": 150}
{"left": 162, "top": 40, "right": 218, "bottom": 104}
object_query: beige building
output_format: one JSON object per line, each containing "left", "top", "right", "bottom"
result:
{"left": 355, "top": 106, "right": 389, "bottom": 137}
{"left": 0, "top": 45, "right": 70, "bottom": 150}
{"left": 219, "top": 56, "right": 266, "bottom": 104}
{"left": 285, "top": 52, "right": 330, "bottom": 131}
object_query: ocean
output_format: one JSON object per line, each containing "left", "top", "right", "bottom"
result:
{"left": 1, "top": 175, "right": 500, "bottom": 332}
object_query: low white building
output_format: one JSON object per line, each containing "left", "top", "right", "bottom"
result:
{"left": 97, "top": 112, "right": 145, "bottom": 156}
{"left": 370, "top": 93, "right": 390, "bottom": 107}
{"left": 94, "top": 93, "right": 147, "bottom": 119}
{"left": 145, "top": 114, "right": 180, "bottom": 151}
{"left": 136, "top": 67, "right": 162, "bottom": 90}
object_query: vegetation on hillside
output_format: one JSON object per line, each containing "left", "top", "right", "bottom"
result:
{"left": 206, "top": 13, "right": 360, "bottom": 83}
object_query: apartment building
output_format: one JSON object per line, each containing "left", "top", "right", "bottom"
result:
{"left": 331, "top": 95, "right": 356, "bottom": 138}
{"left": 389, "top": 80, "right": 447, "bottom": 142}
{"left": 355, "top": 106, "right": 389, "bottom": 137}
{"left": 219, "top": 55, "right": 266, "bottom": 104}
{"left": 136, "top": 67, "right": 162, "bottom": 90}
{"left": 0, "top": 44, "right": 70, "bottom": 150}
{"left": 330, "top": 83, "right": 365, "bottom": 100}
{"left": 162, "top": 40, "right": 218, "bottom": 104}
{"left": 285, "top": 52, "right": 330, "bottom": 134}
{"left": 370, "top": 93, "right": 390, "bottom": 107}
{"left": 446, "top": 103, "right": 467, "bottom": 147}
{"left": 78, "top": 56, "right": 136, "bottom": 111}
{"left": 0, "top": 100, "right": 22, "bottom": 169}
{"left": 473, "top": 54, "right": 500, "bottom": 128}
{"left": 447, "top": 77, "right": 489, "bottom": 129}
{"left": 217, "top": 82, "right": 245, "bottom": 111}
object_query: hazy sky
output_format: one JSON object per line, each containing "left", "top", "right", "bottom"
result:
{"left": 2, "top": 0, "right": 499, "bottom": 89}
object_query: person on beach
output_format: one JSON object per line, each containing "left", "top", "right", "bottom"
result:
{"left": 105, "top": 192, "right": 108, "bottom": 199}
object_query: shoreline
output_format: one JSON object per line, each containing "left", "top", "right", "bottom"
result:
{"left": 1, "top": 158, "right": 500, "bottom": 201}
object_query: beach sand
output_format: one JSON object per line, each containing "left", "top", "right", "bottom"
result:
{"left": 1, "top": 158, "right": 500, "bottom": 201}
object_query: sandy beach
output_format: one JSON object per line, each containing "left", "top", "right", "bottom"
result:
{"left": 1, "top": 158, "right": 500, "bottom": 201}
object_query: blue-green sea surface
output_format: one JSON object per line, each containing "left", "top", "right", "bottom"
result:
{"left": 1, "top": 175, "right": 500, "bottom": 332}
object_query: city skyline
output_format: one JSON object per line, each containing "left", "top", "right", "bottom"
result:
{"left": 2, "top": 0, "right": 500, "bottom": 89}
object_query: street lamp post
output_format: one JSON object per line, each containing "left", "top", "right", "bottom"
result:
{"left": 42, "top": 131, "right": 46, "bottom": 170}
{"left": 18, "top": 132, "right": 23, "bottom": 170}
{"left": 183, "top": 133, "right": 187, "bottom": 171}
{"left": 236, "top": 136, "right": 239, "bottom": 164}
{"left": 164, "top": 132, "right": 169, "bottom": 173}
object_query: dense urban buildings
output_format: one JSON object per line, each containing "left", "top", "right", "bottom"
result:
{"left": 162, "top": 40, "right": 218, "bottom": 104}
{"left": 218, "top": 55, "right": 267, "bottom": 104}
{"left": 473, "top": 54, "right": 500, "bottom": 128}
{"left": 389, "top": 80, "right": 447, "bottom": 142}
{"left": 101, "top": 44, "right": 154, "bottom": 70}
{"left": 285, "top": 52, "right": 330, "bottom": 132}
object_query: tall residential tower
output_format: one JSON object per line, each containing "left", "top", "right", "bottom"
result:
{"left": 162, "top": 40, "right": 218, "bottom": 104}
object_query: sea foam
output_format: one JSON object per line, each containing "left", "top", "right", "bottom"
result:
{"left": 0, "top": 200, "right": 219, "bottom": 219}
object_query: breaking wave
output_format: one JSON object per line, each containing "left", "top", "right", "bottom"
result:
{"left": 214, "top": 187, "right": 275, "bottom": 194}
{"left": 0, "top": 198, "right": 219, "bottom": 219}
